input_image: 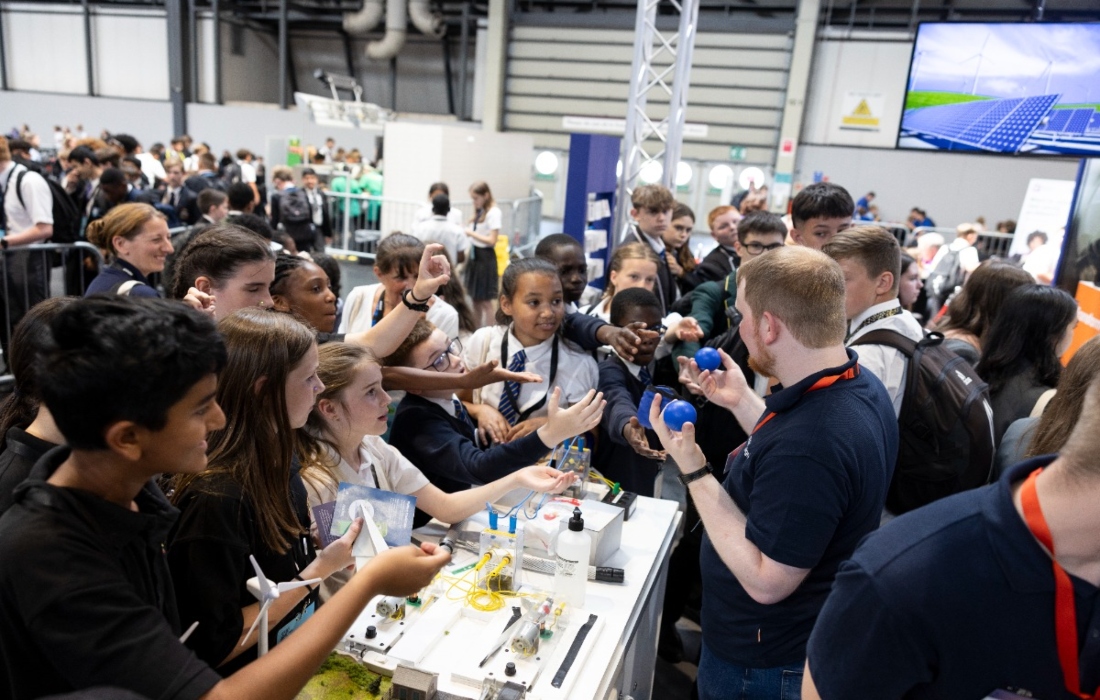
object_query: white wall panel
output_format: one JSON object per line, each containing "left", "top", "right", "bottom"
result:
{"left": 2, "top": 3, "right": 87, "bottom": 94}
{"left": 0, "top": 90, "right": 172, "bottom": 145}
{"left": 801, "top": 38, "right": 912, "bottom": 148}
{"left": 794, "top": 144, "right": 1079, "bottom": 227}
{"left": 91, "top": 7, "right": 169, "bottom": 100}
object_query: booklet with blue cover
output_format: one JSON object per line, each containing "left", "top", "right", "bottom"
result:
{"left": 329, "top": 482, "right": 416, "bottom": 548}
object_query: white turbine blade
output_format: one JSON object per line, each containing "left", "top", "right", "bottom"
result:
{"left": 277, "top": 577, "right": 322, "bottom": 592}
{"left": 241, "top": 598, "right": 274, "bottom": 647}
{"left": 249, "top": 555, "right": 273, "bottom": 600}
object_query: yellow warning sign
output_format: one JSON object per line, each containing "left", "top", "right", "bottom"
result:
{"left": 840, "top": 93, "right": 884, "bottom": 131}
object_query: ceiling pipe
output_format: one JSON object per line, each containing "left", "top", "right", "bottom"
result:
{"left": 366, "top": 0, "right": 407, "bottom": 59}
{"left": 343, "top": 0, "right": 383, "bottom": 35}
{"left": 409, "top": 0, "right": 445, "bottom": 38}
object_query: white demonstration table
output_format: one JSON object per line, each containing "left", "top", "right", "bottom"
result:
{"left": 343, "top": 495, "right": 681, "bottom": 700}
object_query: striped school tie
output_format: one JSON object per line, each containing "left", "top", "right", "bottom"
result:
{"left": 497, "top": 349, "right": 527, "bottom": 425}
{"left": 453, "top": 398, "right": 476, "bottom": 434}
{"left": 639, "top": 366, "right": 652, "bottom": 386}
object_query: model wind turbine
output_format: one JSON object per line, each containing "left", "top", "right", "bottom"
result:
{"left": 242, "top": 554, "right": 322, "bottom": 657}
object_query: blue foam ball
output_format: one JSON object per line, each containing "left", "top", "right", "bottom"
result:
{"left": 661, "top": 400, "right": 697, "bottom": 432}
{"left": 694, "top": 347, "right": 721, "bottom": 372}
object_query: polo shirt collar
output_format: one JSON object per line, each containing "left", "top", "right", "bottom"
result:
{"left": 113, "top": 257, "right": 151, "bottom": 285}
{"left": 984, "top": 456, "right": 1062, "bottom": 594}
{"left": 425, "top": 394, "right": 461, "bottom": 416}
{"left": 764, "top": 348, "right": 860, "bottom": 415}
{"left": 16, "top": 446, "right": 180, "bottom": 554}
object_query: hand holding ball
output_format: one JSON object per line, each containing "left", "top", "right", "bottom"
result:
{"left": 661, "top": 400, "right": 697, "bottom": 432}
{"left": 694, "top": 347, "right": 721, "bottom": 373}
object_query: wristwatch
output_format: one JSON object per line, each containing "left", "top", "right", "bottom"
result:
{"left": 401, "top": 288, "right": 431, "bottom": 313}
{"left": 678, "top": 462, "right": 713, "bottom": 486}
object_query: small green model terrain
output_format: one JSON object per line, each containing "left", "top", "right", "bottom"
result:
{"left": 905, "top": 91, "right": 992, "bottom": 111}
{"left": 296, "top": 652, "right": 390, "bottom": 699}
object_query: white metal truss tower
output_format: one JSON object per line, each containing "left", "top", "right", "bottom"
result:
{"left": 612, "top": 0, "right": 700, "bottom": 244}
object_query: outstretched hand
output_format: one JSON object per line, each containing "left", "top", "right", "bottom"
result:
{"left": 365, "top": 543, "right": 451, "bottom": 596}
{"left": 539, "top": 387, "right": 605, "bottom": 447}
{"left": 648, "top": 394, "right": 706, "bottom": 476}
{"left": 515, "top": 465, "right": 577, "bottom": 493}
{"left": 623, "top": 416, "right": 667, "bottom": 460}
{"left": 462, "top": 359, "right": 543, "bottom": 390}
{"left": 599, "top": 322, "right": 660, "bottom": 362}
{"left": 696, "top": 348, "right": 751, "bottom": 412}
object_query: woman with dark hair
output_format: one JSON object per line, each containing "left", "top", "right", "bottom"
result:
{"left": 934, "top": 260, "right": 1033, "bottom": 365}
{"left": 995, "top": 335, "right": 1100, "bottom": 476}
{"left": 0, "top": 298, "right": 74, "bottom": 514}
{"left": 170, "top": 224, "right": 278, "bottom": 318}
{"left": 976, "top": 284, "right": 1078, "bottom": 443}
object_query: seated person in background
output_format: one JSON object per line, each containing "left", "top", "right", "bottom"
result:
{"left": 662, "top": 203, "right": 699, "bottom": 295}
{"left": 823, "top": 225, "right": 924, "bottom": 417}
{"left": 681, "top": 204, "right": 742, "bottom": 288}
{"left": 299, "top": 341, "right": 579, "bottom": 597}
{"left": 84, "top": 203, "right": 173, "bottom": 298}
{"left": 933, "top": 260, "right": 1033, "bottom": 365}
{"left": 803, "top": 373, "right": 1100, "bottom": 700}
{"left": 0, "top": 298, "right": 72, "bottom": 516}
{"left": 0, "top": 297, "right": 446, "bottom": 700}
{"left": 388, "top": 320, "right": 602, "bottom": 527}
{"left": 459, "top": 257, "right": 600, "bottom": 445}
{"left": 340, "top": 233, "right": 459, "bottom": 342}
{"left": 410, "top": 194, "right": 468, "bottom": 264}
{"left": 673, "top": 211, "right": 787, "bottom": 364}
{"left": 976, "top": 284, "right": 1077, "bottom": 444}
{"left": 594, "top": 288, "right": 672, "bottom": 497}
{"left": 996, "top": 335, "right": 1100, "bottom": 477}
{"left": 788, "top": 182, "right": 854, "bottom": 250}
{"left": 535, "top": 233, "right": 655, "bottom": 362}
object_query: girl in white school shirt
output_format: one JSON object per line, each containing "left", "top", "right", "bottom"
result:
{"left": 463, "top": 257, "right": 599, "bottom": 445}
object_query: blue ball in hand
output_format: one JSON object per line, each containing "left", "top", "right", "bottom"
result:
{"left": 694, "top": 347, "right": 721, "bottom": 372}
{"left": 661, "top": 400, "right": 697, "bottom": 432}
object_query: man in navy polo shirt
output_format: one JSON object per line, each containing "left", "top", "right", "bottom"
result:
{"left": 660, "top": 246, "right": 897, "bottom": 700}
{"left": 802, "top": 375, "right": 1100, "bottom": 700}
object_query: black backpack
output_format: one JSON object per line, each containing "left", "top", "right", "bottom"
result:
{"left": 927, "top": 246, "right": 965, "bottom": 299}
{"left": 278, "top": 188, "right": 312, "bottom": 224}
{"left": 851, "top": 329, "right": 995, "bottom": 514}
{"left": 14, "top": 169, "right": 83, "bottom": 243}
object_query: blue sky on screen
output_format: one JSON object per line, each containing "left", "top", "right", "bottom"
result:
{"left": 910, "top": 23, "right": 1100, "bottom": 103}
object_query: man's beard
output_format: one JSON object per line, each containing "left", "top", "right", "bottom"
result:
{"left": 746, "top": 325, "right": 776, "bottom": 378}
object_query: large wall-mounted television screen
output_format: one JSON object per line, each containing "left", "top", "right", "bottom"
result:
{"left": 898, "top": 23, "right": 1100, "bottom": 156}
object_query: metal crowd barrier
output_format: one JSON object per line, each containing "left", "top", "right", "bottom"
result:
{"left": 0, "top": 242, "right": 105, "bottom": 382}
{"left": 321, "top": 189, "right": 544, "bottom": 263}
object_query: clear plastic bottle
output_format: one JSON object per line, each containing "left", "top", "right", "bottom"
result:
{"left": 554, "top": 508, "right": 591, "bottom": 608}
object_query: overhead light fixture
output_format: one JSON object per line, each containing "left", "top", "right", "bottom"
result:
{"left": 675, "top": 161, "right": 693, "bottom": 187}
{"left": 534, "top": 151, "right": 559, "bottom": 176}
{"left": 739, "top": 167, "right": 765, "bottom": 191}
{"left": 639, "top": 160, "right": 663, "bottom": 184}
{"left": 708, "top": 164, "right": 733, "bottom": 190}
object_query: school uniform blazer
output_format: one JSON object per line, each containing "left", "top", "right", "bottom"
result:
{"left": 389, "top": 394, "right": 551, "bottom": 494}
{"left": 595, "top": 354, "right": 663, "bottom": 496}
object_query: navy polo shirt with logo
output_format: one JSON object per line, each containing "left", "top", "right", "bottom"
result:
{"left": 699, "top": 349, "right": 897, "bottom": 668}
{"left": 807, "top": 456, "right": 1100, "bottom": 699}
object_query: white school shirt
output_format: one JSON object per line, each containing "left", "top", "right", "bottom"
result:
{"left": 464, "top": 325, "right": 598, "bottom": 417}
{"left": 846, "top": 299, "right": 925, "bottom": 417}
{"left": 414, "top": 203, "right": 464, "bottom": 228}
{"left": 1, "top": 163, "right": 53, "bottom": 233}
{"left": 469, "top": 206, "right": 502, "bottom": 249}
{"left": 410, "top": 216, "right": 470, "bottom": 264}
{"left": 339, "top": 282, "right": 459, "bottom": 341}
{"left": 301, "top": 437, "right": 430, "bottom": 600}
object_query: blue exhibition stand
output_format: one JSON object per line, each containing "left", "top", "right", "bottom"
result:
{"left": 563, "top": 133, "right": 621, "bottom": 292}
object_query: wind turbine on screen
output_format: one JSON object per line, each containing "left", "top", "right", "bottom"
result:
{"left": 241, "top": 554, "right": 322, "bottom": 657}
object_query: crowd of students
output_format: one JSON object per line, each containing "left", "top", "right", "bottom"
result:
{"left": 0, "top": 126, "right": 1097, "bottom": 700}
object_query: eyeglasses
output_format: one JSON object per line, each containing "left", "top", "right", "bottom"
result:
{"left": 426, "top": 338, "right": 463, "bottom": 372}
{"left": 742, "top": 241, "right": 785, "bottom": 255}
{"left": 649, "top": 324, "right": 668, "bottom": 336}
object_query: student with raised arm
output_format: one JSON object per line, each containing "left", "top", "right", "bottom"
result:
{"left": 0, "top": 297, "right": 447, "bottom": 700}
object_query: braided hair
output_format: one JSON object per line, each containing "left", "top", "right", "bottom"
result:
{"left": 271, "top": 252, "right": 308, "bottom": 297}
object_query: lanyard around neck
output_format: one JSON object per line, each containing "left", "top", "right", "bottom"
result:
{"left": 1020, "top": 468, "right": 1100, "bottom": 699}
{"left": 499, "top": 330, "right": 559, "bottom": 422}
{"left": 751, "top": 365, "right": 859, "bottom": 435}
{"left": 845, "top": 306, "right": 902, "bottom": 343}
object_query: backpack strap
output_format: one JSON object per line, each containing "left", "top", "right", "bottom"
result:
{"left": 850, "top": 329, "right": 944, "bottom": 358}
{"left": 117, "top": 280, "right": 143, "bottom": 296}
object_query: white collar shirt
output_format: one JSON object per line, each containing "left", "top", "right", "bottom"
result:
{"left": 847, "top": 299, "right": 925, "bottom": 417}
